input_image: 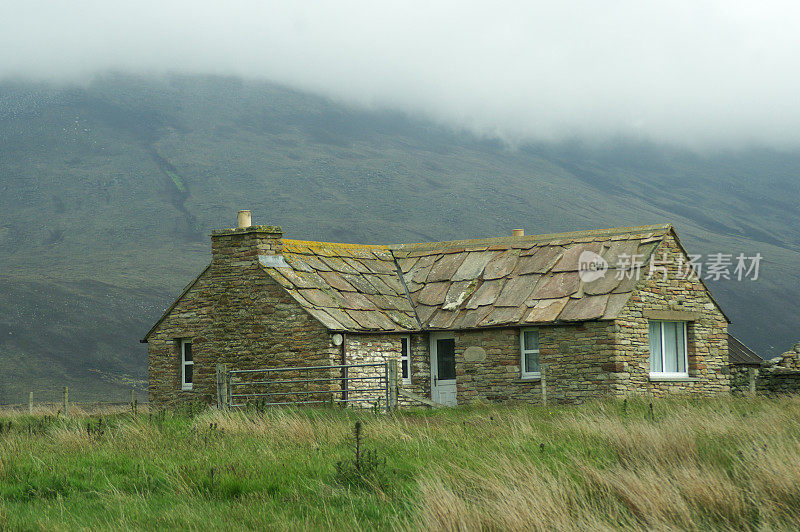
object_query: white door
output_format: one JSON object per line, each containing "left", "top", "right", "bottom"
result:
{"left": 430, "top": 333, "right": 457, "bottom": 406}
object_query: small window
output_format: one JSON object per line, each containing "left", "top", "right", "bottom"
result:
{"left": 649, "top": 321, "right": 688, "bottom": 377}
{"left": 181, "top": 339, "right": 194, "bottom": 390}
{"left": 400, "top": 336, "right": 411, "bottom": 385}
{"left": 520, "top": 328, "right": 540, "bottom": 379}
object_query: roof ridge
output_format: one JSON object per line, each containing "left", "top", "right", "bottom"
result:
{"left": 283, "top": 239, "right": 390, "bottom": 250}
{"left": 280, "top": 225, "right": 671, "bottom": 252}
{"left": 389, "top": 223, "right": 673, "bottom": 251}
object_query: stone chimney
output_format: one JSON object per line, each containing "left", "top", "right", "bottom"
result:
{"left": 237, "top": 210, "right": 252, "bottom": 228}
{"left": 210, "top": 211, "right": 283, "bottom": 272}
{"left": 512, "top": 228, "right": 525, "bottom": 237}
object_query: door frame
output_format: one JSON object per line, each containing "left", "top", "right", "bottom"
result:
{"left": 429, "top": 332, "right": 457, "bottom": 405}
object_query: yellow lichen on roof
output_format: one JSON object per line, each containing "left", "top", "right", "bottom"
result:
{"left": 282, "top": 239, "right": 389, "bottom": 254}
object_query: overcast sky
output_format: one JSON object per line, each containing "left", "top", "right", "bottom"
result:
{"left": 2, "top": 1, "right": 800, "bottom": 148}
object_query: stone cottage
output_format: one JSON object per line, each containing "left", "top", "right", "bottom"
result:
{"left": 143, "top": 211, "right": 731, "bottom": 407}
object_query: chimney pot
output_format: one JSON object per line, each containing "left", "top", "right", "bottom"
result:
{"left": 237, "top": 210, "right": 252, "bottom": 229}
{"left": 513, "top": 228, "right": 525, "bottom": 237}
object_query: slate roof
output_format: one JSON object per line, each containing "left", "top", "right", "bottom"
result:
{"left": 728, "top": 334, "right": 763, "bottom": 366}
{"left": 264, "top": 240, "right": 419, "bottom": 332}
{"left": 261, "top": 224, "right": 677, "bottom": 332}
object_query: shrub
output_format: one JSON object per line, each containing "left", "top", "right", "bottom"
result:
{"left": 334, "top": 421, "right": 389, "bottom": 489}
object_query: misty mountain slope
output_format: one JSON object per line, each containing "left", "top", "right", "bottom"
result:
{"left": 0, "top": 278, "right": 157, "bottom": 402}
{"left": 0, "top": 74, "right": 798, "bottom": 401}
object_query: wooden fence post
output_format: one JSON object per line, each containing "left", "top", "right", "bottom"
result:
{"left": 130, "top": 387, "right": 137, "bottom": 415}
{"left": 388, "top": 361, "right": 398, "bottom": 412}
{"left": 216, "top": 364, "right": 229, "bottom": 409}
{"left": 62, "top": 386, "right": 69, "bottom": 416}
{"left": 29, "top": 391, "right": 33, "bottom": 414}
{"left": 540, "top": 364, "right": 548, "bottom": 407}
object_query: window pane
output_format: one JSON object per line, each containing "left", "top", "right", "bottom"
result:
{"left": 183, "top": 342, "right": 193, "bottom": 362}
{"left": 184, "top": 363, "right": 193, "bottom": 384}
{"left": 663, "top": 322, "right": 679, "bottom": 372}
{"left": 525, "top": 351, "right": 540, "bottom": 374}
{"left": 436, "top": 339, "right": 456, "bottom": 381}
{"left": 401, "top": 337, "right": 410, "bottom": 380}
{"left": 676, "top": 322, "right": 686, "bottom": 373}
{"left": 523, "top": 330, "right": 539, "bottom": 351}
{"left": 649, "top": 322, "right": 663, "bottom": 373}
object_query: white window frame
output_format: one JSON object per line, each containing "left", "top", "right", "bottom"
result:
{"left": 520, "top": 328, "right": 540, "bottom": 379}
{"left": 400, "top": 335, "right": 411, "bottom": 385}
{"left": 180, "top": 339, "right": 194, "bottom": 391}
{"left": 648, "top": 321, "right": 689, "bottom": 378}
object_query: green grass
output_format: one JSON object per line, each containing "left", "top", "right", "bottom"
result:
{"left": 2, "top": 397, "right": 800, "bottom": 530}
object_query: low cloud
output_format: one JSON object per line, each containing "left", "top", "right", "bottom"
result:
{"left": 3, "top": 0, "right": 800, "bottom": 147}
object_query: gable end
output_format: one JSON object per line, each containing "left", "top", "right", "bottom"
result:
{"left": 141, "top": 264, "right": 211, "bottom": 343}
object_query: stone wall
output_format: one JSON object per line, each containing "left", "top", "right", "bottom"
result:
{"left": 393, "top": 323, "right": 616, "bottom": 406}
{"left": 343, "top": 334, "right": 400, "bottom": 409}
{"left": 540, "top": 322, "right": 619, "bottom": 403}
{"left": 729, "top": 364, "right": 758, "bottom": 394}
{"left": 731, "top": 342, "right": 800, "bottom": 396}
{"left": 405, "top": 333, "right": 431, "bottom": 401}
{"left": 147, "top": 227, "right": 339, "bottom": 407}
{"left": 730, "top": 363, "right": 800, "bottom": 396}
{"left": 613, "top": 231, "right": 730, "bottom": 398}
{"left": 455, "top": 329, "right": 531, "bottom": 405}
{"left": 730, "top": 365, "right": 800, "bottom": 396}
{"left": 769, "top": 342, "right": 800, "bottom": 370}
{"left": 755, "top": 367, "right": 800, "bottom": 395}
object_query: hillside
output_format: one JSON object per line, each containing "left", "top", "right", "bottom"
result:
{"left": 0, "top": 74, "right": 798, "bottom": 400}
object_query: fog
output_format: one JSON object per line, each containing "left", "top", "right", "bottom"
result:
{"left": 2, "top": 0, "right": 800, "bottom": 147}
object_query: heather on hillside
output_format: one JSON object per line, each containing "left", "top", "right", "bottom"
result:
{"left": 1, "top": 397, "right": 800, "bottom": 530}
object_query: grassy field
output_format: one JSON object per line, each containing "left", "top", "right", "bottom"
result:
{"left": 1, "top": 397, "right": 800, "bottom": 531}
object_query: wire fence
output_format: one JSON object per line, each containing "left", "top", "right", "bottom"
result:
{"left": 223, "top": 362, "right": 398, "bottom": 411}
{"left": 0, "top": 386, "right": 145, "bottom": 415}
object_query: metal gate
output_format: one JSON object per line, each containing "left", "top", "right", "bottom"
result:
{"left": 218, "top": 362, "right": 397, "bottom": 411}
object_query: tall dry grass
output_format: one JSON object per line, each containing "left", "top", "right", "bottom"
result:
{"left": 195, "top": 408, "right": 348, "bottom": 445}
{"left": 0, "top": 403, "right": 148, "bottom": 419}
{"left": 409, "top": 397, "right": 800, "bottom": 531}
